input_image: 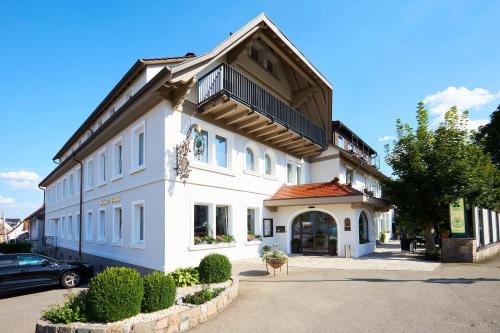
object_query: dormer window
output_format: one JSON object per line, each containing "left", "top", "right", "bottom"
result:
{"left": 266, "top": 60, "right": 274, "bottom": 74}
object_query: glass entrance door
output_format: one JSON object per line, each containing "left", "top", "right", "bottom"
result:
{"left": 292, "top": 211, "right": 337, "bottom": 254}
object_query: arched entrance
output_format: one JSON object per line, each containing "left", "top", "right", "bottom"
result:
{"left": 292, "top": 211, "right": 337, "bottom": 254}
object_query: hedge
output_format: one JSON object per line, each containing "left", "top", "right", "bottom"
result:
{"left": 0, "top": 241, "right": 32, "bottom": 253}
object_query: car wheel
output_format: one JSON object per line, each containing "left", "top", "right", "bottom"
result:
{"left": 60, "top": 270, "right": 81, "bottom": 288}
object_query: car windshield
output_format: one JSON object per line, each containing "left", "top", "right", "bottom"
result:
{"left": 17, "top": 255, "right": 45, "bottom": 266}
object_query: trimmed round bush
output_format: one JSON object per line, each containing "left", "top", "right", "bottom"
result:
{"left": 86, "top": 267, "right": 144, "bottom": 323}
{"left": 198, "top": 254, "right": 232, "bottom": 283}
{"left": 142, "top": 272, "right": 177, "bottom": 313}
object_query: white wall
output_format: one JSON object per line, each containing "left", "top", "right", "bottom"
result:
{"left": 45, "top": 101, "right": 168, "bottom": 271}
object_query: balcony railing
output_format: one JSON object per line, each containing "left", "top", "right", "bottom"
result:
{"left": 198, "top": 63, "right": 327, "bottom": 148}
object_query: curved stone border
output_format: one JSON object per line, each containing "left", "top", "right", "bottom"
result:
{"left": 35, "top": 278, "right": 238, "bottom": 333}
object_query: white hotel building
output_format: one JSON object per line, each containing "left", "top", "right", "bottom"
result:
{"left": 39, "top": 14, "right": 392, "bottom": 273}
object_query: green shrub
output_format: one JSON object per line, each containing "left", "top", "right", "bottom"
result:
{"left": 86, "top": 267, "right": 144, "bottom": 323}
{"left": 198, "top": 254, "right": 232, "bottom": 284}
{"left": 167, "top": 267, "right": 199, "bottom": 287}
{"left": 379, "top": 233, "right": 386, "bottom": 243}
{"left": 183, "top": 287, "right": 224, "bottom": 305}
{"left": 262, "top": 245, "right": 271, "bottom": 253}
{"left": 42, "top": 290, "right": 88, "bottom": 324}
{"left": 142, "top": 272, "right": 177, "bottom": 313}
{"left": 0, "top": 241, "right": 31, "bottom": 253}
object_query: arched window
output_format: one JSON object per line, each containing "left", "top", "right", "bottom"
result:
{"left": 264, "top": 154, "right": 272, "bottom": 175}
{"left": 359, "top": 212, "right": 369, "bottom": 244}
{"left": 245, "top": 148, "right": 255, "bottom": 171}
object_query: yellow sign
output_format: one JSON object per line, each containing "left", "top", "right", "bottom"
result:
{"left": 449, "top": 198, "right": 465, "bottom": 235}
{"left": 100, "top": 197, "right": 120, "bottom": 206}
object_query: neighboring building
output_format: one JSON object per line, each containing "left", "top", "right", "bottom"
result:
{"left": 39, "top": 13, "right": 391, "bottom": 273}
{"left": 24, "top": 206, "right": 45, "bottom": 252}
{"left": 0, "top": 217, "right": 28, "bottom": 242}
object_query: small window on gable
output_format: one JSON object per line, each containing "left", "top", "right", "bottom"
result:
{"left": 266, "top": 60, "right": 273, "bottom": 73}
{"left": 250, "top": 46, "right": 259, "bottom": 62}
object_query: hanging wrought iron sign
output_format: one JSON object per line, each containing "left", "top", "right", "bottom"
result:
{"left": 175, "top": 123, "right": 204, "bottom": 181}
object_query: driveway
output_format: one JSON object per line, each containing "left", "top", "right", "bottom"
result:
{"left": 191, "top": 256, "right": 500, "bottom": 333}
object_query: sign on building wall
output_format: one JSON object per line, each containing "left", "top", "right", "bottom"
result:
{"left": 449, "top": 198, "right": 466, "bottom": 236}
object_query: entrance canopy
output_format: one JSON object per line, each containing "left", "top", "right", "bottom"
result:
{"left": 264, "top": 178, "right": 389, "bottom": 210}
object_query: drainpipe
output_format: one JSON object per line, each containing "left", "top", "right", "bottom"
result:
{"left": 72, "top": 154, "right": 84, "bottom": 259}
{"left": 38, "top": 185, "right": 46, "bottom": 248}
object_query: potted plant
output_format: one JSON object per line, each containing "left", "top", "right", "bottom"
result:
{"left": 315, "top": 231, "right": 326, "bottom": 247}
{"left": 291, "top": 238, "right": 301, "bottom": 254}
{"left": 262, "top": 245, "right": 271, "bottom": 253}
{"left": 328, "top": 238, "right": 337, "bottom": 256}
{"left": 263, "top": 249, "right": 288, "bottom": 276}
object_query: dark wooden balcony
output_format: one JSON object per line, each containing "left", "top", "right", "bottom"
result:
{"left": 197, "top": 63, "right": 327, "bottom": 157}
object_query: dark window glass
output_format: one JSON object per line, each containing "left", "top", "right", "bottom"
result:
{"left": 250, "top": 47, "right": 259, "bottom": 61}
{"left": 194, "top": 205, "right": 209, "bottom": 239}
{"left": 359, "top": 212, "right": 369, "bottom": 244}
{"left": 216, "top": 206, "right": 229, "bottom": 236}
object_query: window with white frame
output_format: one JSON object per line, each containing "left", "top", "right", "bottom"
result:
{"left": 132, "top": 201, "right": 145, "bottom": 245}
{"left": 98, "top": 149, "right": 106, "bottom": 184}
{"left": 193, "top": 130, "right": 208, "bottom": 163}
{"left": 245, "top": 147, "right": 255, "bottom": 171}
{"left": 113, "top": 138, "right": 123, "bottom": 178}
{"left": 287, "top": 163, "right": 293, "bottom": 183}
{"left": 60, "top": 216, "right": 65, "bottom": 239}
{"left": 215, "top": 205, "right": 230, "bottom": 236}
{"left": 131, "top": 122, "right": 145, "bottom": 171}
{"left": 62, "top": 178, "right": 67, "bottom": 200}
{"left": 112, "top": 206, "right": 123, "bottom": 243}
{"left": 69, "top": 173, "right": 74, "bottom": 197}
{"left": 75, "top": 214, "right": 80, "bottom": 240}
{"left": 215, "top": 135, "right": 228, "bottom": 168}
{"left": 57, "top": 182, "right": 62, "bottom": 201}
{"left": 346, "top": 168, "right": 355, "bottom": 185}
{"left": 97, "top": 209, "right": 106, "bottom": 241}
{"left": 67, "top": 215, "right": 73, "bottom": 240}
{"left": 247, "top": 208, "right": 258, "bottom": 238}
{"left": 296, "top": 165, "right": 302, "bottom": 185}
{"left": 87, "top": 158, "right": 95, "bottom": 189}
{"left": 264, "top": 153, "right": 273, "bottom": 176}
{"left": 76, "top": 169, "right": 81, "bottom": 194}
{"left": 85, "top": 211, "right": 93, "bottom": 241}
{"left": 194, "top": 204, "right": 210, "bottom": 243}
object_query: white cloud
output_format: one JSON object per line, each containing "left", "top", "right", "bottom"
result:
{"left": 0, "top": 195, "right": 15, "bottom": 205}
{"left": 423, "top": 86, "right": 500, "bottom": 127}
{"left": 0, "top": 171, "right": 42, "bottom": 190}
{"left": 378, "top": 135, "right": 394, "bottom": 142}
{"left": 467, "top": 118, "right": 489, "bottom": 131}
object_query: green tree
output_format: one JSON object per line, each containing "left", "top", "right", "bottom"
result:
{"left": 384, "top": 103, "right": 499, "bottom": 253}
{"left": 475, "top": 105, "right": 500, "bottom": 167}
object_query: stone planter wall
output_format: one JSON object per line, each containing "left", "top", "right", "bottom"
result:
{"left": 442, "top": 238, "right": 500, "bottom": 263}
{"left": 35, "top": 278, "right": 238, "bottom": 333}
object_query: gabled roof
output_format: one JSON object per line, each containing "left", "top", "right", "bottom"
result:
{"left": 169, "top": 13, "right": 332, "bottom": 90}
{"left": 270, "top": 178, "right": 362, "bottom": 200}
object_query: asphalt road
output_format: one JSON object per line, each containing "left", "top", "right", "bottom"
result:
{"left": 1, "top": 257, "right": 499, "bottom": 333}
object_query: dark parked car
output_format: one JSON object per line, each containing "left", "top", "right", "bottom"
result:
{"left": 0, "top": 253, "right": 93, "bottom": 294}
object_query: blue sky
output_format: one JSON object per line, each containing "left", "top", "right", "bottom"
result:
{"left": 1, "top": 1, "right": 499, "bottom": 218}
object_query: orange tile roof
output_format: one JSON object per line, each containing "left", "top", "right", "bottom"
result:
{"left": 270, "top": 178, "right": 362, "bottom": 200}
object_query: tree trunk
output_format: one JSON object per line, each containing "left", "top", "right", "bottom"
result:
{"left": 425, "top": 222, "right": 435, "bottom": 253}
